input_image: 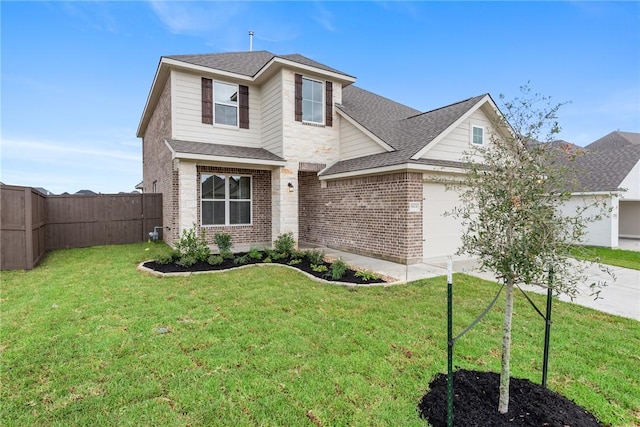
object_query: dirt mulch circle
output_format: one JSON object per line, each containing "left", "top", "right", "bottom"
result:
{"left": 418, "top": 369, "right": 602, "bottom": 427}
{"left": 142, "top": 254, "right": 387, "bottom": 285}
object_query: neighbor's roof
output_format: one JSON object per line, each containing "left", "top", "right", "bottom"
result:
{"left": 321, "top": 89, "right": 489, "bottom": 176}
{"left": 585, "top": 131, "right": 640, "bottom": 151}
{"left": 568, "top": 144, "right": 640, "bottom": 192}
{"left": 165, "top": 139, "right": 285, "bottom": 165}
{"left": 164, "top": 50, "right": 354, "bottom": 79}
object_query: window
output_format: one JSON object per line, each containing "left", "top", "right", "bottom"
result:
{"left": 302, "top": 77, "right": 323, "bottom": 123}
{"left": 472, "top": 125, "right": 484, "bottom": 145}
{"left": 201, "top": 78, "right": 249, "bottom": 128}
{"left": 152, "top": 180, "right": 157, "bottom": 193}
{"left": 201, "top": 174, "right": 251, "bottom": 226}
{"left": 214, "top": 82, "right": 238, "bottom": 126}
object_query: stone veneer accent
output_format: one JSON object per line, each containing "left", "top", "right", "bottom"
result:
{"left": 196, "top": 165, "right": 272, "bottom": 246}
{"left": 299, "top": 171, "right": 423, "bottom": 264}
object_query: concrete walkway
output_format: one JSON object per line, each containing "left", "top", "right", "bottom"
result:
{"left": 319, "top": 246, "right": 640, "bottom": 322}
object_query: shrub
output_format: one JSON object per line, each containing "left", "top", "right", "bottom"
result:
{"left": 265, "top": 249, "right": 285, "bottom": 261}
{"left": 288, "top": 258, "right": 302, "bottom": 266}
{"left": 305, "top": 249, "right": 325, "bottom": 265}
{"left": 234, "top": 255, "right": 249, "bottom": 265}
{"left": 220, "top": 250, "right": 234, "bottom": 260}
{"left": 355, "top": 270, "right": 379, "bottom": 281}
{"left": 156, "top": 251, "right": 177, "bottom": 265}
{"left": 274, "top": 232, "right": 295, "bottom": 255}
{"left": 311, "top": 264, "right": 328, "bottom": 273}
{"left": 175, "top": 224, "right": 210, "bottom": 264}
{"left": 331, "top": 258, "right": 348, "bottom": 280}
{"left": 263, "top": 256, "right": 272, "bottom": 263}
{"left": 207, "top": 255, "right": 224, "bottom": 266}
{"left": 248, "top": 247, "right": 263, "bottom": 260}
{"left": 214, "top": 232, "right": 233, "bottom": 253}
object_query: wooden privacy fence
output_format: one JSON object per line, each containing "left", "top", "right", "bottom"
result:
{"left": 0, "top": 185, "right": 162, "bottom": 270}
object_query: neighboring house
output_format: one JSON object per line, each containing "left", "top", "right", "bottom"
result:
{"left": 137, "top": 50, "right": 507, "bottom": 263}
{"left": 562, "top": 131, "right": 640, "bottom": 247}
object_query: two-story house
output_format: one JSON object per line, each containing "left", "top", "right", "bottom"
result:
{"left": 137, "top": 51, "right": 504, "bottom": 263}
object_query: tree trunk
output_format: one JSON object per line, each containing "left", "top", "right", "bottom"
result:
{"left": 498, "top": 281, "right": 515, "bottom": 414}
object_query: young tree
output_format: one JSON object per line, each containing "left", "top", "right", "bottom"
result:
{"left": 449, "top": 85, "right": 611, "bottom": 414}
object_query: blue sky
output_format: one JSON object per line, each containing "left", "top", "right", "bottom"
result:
{"left": 2, "top": 1, "right": 639, "bottom": 194}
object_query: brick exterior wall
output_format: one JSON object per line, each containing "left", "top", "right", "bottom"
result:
{"left": 196, "top": 165, "right": 272, "bottom": 247}
{"left": 299, "top": 171, "right": 423, "bottom": 264}
{"left": 141, "top": 77, "right": 179, "bottom": 243}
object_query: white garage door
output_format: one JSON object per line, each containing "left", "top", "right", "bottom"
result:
{"left": 423, "top": 182, "right": 465, "bottom": 259}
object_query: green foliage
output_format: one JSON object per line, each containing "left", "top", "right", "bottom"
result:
{"left": 570, "top": 246, "right": 640, "bottom": 270}
{"left": 156, "top": 251, "right": 177, "bottom": 265}
{"left": 311, "top": 264, "right": 328, "bottom": 273}
{"left": 213, "top": 232, "right": 233, "bottom": 253}
{"left": 304, "top": 249, "right": 325, "bottom": 265}
{"left": 207, "top": 255, "right": 224, "bottom": 266}
{"left": 330, "top": 258, "right": 348, "bottom": 280}
{"left": 263, "top": 256, "right": 272, "bottom": 263}
{"left": 175, "top": 224, "right": 210, "bottom": 264}
{"left": 248, "top": 247, "right": 263, "bottom": 260}
{"left": 265, "top": 249, "right": 285, "bottom": 261}
{"left": 288, "top": 258, "right": 302, "bottom": 266}
{"left": 220, "top": 250, "right": 234, "bottom": 260}
{"left": 355, "top": 270, "right": 380, "bottom": 281}
{"left": 234, "top": 255, "right": 249, "bottom": 265}
{"left": 274, "top": 232, "right": 295, "bottom": 255}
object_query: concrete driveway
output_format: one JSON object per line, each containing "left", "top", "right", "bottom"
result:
{"left": 321, "top": 247, "right": 640, "bottom": 322}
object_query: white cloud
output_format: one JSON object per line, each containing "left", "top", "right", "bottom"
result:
{"left": 313, "top": 3, "right": 337, "bottom": 32}
{"left": 148, "top": 1, "right": 245, "bottom": 35}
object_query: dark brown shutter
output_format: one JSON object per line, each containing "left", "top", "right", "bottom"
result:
{"left": 239, "top": 85, "right": 249, "bottom": 129}
{"left": 294, "top": 73, "right": 302, "bottom": 122}
{"left": 201, "top": 78, "right": 213, "bottom": 124}
{"left": 325, "top": 81, "right": 333, "bottom": 127}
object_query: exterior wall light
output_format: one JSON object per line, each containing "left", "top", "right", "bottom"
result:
{"left": 288, "top": 182, "right": 294, "bottom": 192}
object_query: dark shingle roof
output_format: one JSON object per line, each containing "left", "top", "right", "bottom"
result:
{"left": 166, "top": 139, "right": 285, "bottom": 163}
{"left": 323, "top": 90, "right": 488, "bottom": 176}
{"left": 585, "top": 131, "right": 640, "bottom": 151}
{"left": 165, "top": 51, "right": 352, "bottom": 78}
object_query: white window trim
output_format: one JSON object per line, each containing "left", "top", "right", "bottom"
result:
{"left": 471, "top": 124, "right": 485, "bottom": 146}
{"left": 302, "top": 76, "right": 324, "bottom": 125}
{"left": 201, "top": 174, "right": 252, "bottom": 226}
{"left": 213, "top": 81, "right": 239, "bottom": 128}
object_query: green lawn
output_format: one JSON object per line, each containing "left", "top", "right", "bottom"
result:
{"left": 570, "top": 245, "right": 640, "bottom": 270}
{"left": 1, "top": 243, "right": 638, "bottom": 426}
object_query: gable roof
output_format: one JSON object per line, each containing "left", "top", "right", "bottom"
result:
{"left": 322, "top": 91, "right": 490, "bottom": 177}
{"left": 585, "top": 131, "right": 640, "bottom": 151}
{"left": 567, "top": 145, "right": 640, "bottom": 192}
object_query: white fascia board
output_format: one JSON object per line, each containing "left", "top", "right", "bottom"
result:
{"left": 336, "top": 109, "right": 394, "bottom": 152}
{"left": 137, "top": 60, "right": 169, "bottom": 137}
{"left": 570, "top": 191, "right": 620, "bottom": 196}
{"left": 319, "top": 162, "right": 465, "bottom": 181}
{"left": 255, "top": 57, "right": 356, "bottom": 85}
{"left": 411, "top": 94, "right": 497, "bottom": 160}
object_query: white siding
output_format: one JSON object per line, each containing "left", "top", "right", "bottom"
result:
{"left": 620, "top": 160, "right": 640, "bottom": 200}
{"left": 339, "top": 118, "right": 386, "bottom": 160}
{"left": 260, "top": 72, "right": 283, "bottom": 156}
{"left": 559, "top": 194, "right": 618, "bottom": 247}
{"left": 172, "top": 70, "right": 262, "bottom": 147}
{"left": 421, "top": 108, "right": 494, "bottom": 162}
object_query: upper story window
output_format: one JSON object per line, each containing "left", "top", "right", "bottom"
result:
{"left": 302, "top": 77, "right": 323, "bottom": 123}
{"left": 214, "top": 82, "right": 238, "bottom": 126}
{"left": 201, "top": 174, "right": 252, "bottom": 226}
{"left": 471, "top": 125, "right": 484, "bottom": 146}
{"left": 294, "top": 73, "right": 333, "bottom": 127}
{"left": 202, "top": 78, "right": 249, "bottom": 129}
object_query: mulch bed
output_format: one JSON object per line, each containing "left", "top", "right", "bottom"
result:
{"left": 142, "top": 253, "right": 386, "bottom": 285}
{"left": 418, "top": 369, "right": 602, "bottom": 426}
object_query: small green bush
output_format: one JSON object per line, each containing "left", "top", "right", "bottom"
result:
{"left": 214, "top": 232, "right": 233, "bottom": 253}
{"left": 330, "top": 258, "right": 348, "bottom": 280}
{"left": 311, "top": 264, "right": 328, "bottom": 273}
{"left": 207, "top": 255, "right": 224, "bottom": 266}
{"left": 175, "top": 224, "right": 210, "bottom": 264}
{"left": 288, "top": 258, "right": 302, "bottom": 266}
{"left": 156, "top": 251, "right": 177, "bottom": 265}
{"left": 274, "top": 232, "right": 295, "bottom": 255}
{"left": 265, "top": 249, "right": 285, "bottom": 261}
{"left": 355, "top": 270, "right": 379, "bottom": 281}
{"left": 248, "top": 248, "right": 263, "bottom": 260}
{"left": 263, "top": 256, "right": 272, "bottom": 263}
{"left": 305, "top": 249, "right": 325, "bottom": 265}
{"left": 234, "top": 255, "right": 249, "bottom": 265}
{"left": 220, "top": 250, "right": 234, "bottom": 260}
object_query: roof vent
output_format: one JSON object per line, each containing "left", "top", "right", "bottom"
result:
{"left": 249, "top": 30, "right": 254, "bottom": 52}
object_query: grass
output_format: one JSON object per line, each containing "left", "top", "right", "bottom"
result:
{"left": 1, "top": 243, "right": 639, "bottom": 426}
{"left": 570, "top": 245, "right": 640, "bottom": 270}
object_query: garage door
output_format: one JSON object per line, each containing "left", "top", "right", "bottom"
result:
{"left": 619, "top": 201, "right": 640, "bottom": 238}
{"left": 423, "top": 182, "right": 465, "bottom": 259}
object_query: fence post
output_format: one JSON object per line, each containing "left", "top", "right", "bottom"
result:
{"left": 447, "top": 257, "right": 454, "bottom": 427}
{"left": 542, "top": 267, "right": 553, "bottom": 388}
